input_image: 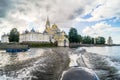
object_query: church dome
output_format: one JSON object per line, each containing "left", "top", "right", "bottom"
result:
{"left": 25, "top": 29, "right": 29, "bottom": 33}
{"left": 52, "top": 24, "right": 58, "bottom": 29}
{"left": 31, "top": 28, "right": 35, "bottom": 32}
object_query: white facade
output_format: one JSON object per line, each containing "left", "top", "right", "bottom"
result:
{"left": 56, "top": 36, "right": 69, "bottom": 47}
{"left": 20, "top": 32, "right": 50, "bottom": 43}
{"left": 1, "top": 35, "right": 9, "bottom": 43}
{"left": 107, "top": 36, "right": 113, "bottom": 45}
{"left": 1, "top": 31, "right": 50, "bottom": 43}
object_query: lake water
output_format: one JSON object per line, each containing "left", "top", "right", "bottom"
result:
{"left": 82, "top": 46, "right": 120, "bottom": 56}
{"left": 82, "top": 46, "right": 120, "bottom": 62}
{"left": 0, "top": 48, "right": 45, "bottom": 67}
{"left": 0, "top": 47, "right": 120, "bottom": 80}
{"left": 0, "top": 48, "right": 70, "bottom": 80}
{"left": 0, "top": 48, "right": 50, "bottom": 80}
{"left": 82, "top": 46, "right": 120, "bottom": 79}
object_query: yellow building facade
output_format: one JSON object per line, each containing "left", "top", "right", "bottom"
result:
{"left": 44, "top": 18, "right": 69, "bottom": 46}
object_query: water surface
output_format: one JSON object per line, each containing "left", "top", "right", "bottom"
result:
{"left": 82, "top": 46, "right": 120, "bottom": 79}
{"left": 0, "top": 48, "right": 45, "bottom": 67}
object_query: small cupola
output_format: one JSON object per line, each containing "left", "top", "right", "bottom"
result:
{"left": 31, "top": 28, "right": 35, "bottom": 32}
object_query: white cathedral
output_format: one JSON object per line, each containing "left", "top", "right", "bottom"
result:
{"left": 19, "top": 29, "right": 50, "bottom": 43}
{"left": 1, "top": 18, "right": 69, "bottom": 47}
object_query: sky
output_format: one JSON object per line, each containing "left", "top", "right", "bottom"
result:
{"left": 0, "top": 0, "right": 120, "bottom": 44}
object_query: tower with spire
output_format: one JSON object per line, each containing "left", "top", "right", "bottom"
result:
{"left": 107, "top": 36, "right": 113, "bottom": 45}
{"left": 45, "top": 17, "right": 50, "bottom": 28}
{"left": 44, "top": 17, "right": 51, "bottom": 34}
{"left": 43, "top": 17, "right": 69, "bottom": 46}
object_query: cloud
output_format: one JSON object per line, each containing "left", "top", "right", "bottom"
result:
{"left": 0, "top": 0, "right": 120, "bottom": 43}
{"left": 0, "top": 0, "right": 98, "bottom": 29}
{"left": 82, "top": 22, "right": 120, "bottom": 36}
{"left": 0, "top": 0, "right": 99, "bottom": 40}
{"left": 82, "top": 22, "right": 120, "bottom": 43}
{"left": 87, "top": 0, "right": 120, "bottom": 21}
{"left": 75, "top": 0, "right": 120, "bottom": 22}
{"left": 0, "top": 0, "right": 12, "bottom": 18}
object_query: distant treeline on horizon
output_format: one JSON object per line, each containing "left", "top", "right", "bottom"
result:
{"left": 68, "top": 27, "right": 106, "bottom": 45}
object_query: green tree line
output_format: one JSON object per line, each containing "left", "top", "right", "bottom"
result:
{"left": 68, "top": 28, "right": 105, "bottom": 44}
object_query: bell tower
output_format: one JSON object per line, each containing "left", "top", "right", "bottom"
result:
{"left": 45, "top": 17, "right": 50, "bottom": 28}
{"left": 43, "top": 17, "right": 51, "bottom": 34}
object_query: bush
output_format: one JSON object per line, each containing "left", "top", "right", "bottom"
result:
{"left": 20, "top": 42, "right": 57, "bottom": 47}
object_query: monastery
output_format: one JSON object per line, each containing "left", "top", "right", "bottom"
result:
{"left": 1, "top": 18, "right": 69, "bottom": 47}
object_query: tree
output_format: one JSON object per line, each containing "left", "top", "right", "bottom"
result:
{"left": 78, "top": 35, "right": 82, "bottom": 43}
{"left": 91, "top": 38, "right": 94, "bottom": 44}
{"left": 82, "top": 36, "right": 92, "bottom": 44}
{"left": 96, "top": 37, "right": 105, "bottom": 44}
{"left": 9, "top": 28, "right": 19, "bottom": 42}
{"left": 69, "top": 28, "right": 79, "bottom": 43}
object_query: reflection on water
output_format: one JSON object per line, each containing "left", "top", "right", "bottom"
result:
{"left": 0, "top": 48, "right": 45, "bottom": 68}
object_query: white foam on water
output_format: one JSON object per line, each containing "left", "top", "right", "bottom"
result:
{"left": 69, "top": 54, "right": 79, "bottom": 67}
{"left": 69, "top": 48, "right": 87, "bottom": 67}
{"left": 105, "top": 57, "right": 120, "bottom": 75}
{"left": 0, "top": 48, "right": 45, "bottom": 68}
{"left": 0, "top": 48, "right": 48, "bottom": 80}
{"left": 0, "top": 56, "right": 47, "bottom": 80}
{"left": 16, "top": 56, "right": 48, "bottom": 79}
{"left": 0, "top": 52, "right": 11, "bottom": 67}
{"left": 82, "top": 55, "right": 92, "bottom": 68}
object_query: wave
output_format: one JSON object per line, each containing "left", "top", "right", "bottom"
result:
{"left": 0, "top": 48, "right": 70, "bottom": 80}
{"left": 73, "top": 48, "right": 120, "bottom": 80}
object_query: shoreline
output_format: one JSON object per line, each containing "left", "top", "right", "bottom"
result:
{"left": 0, "top": 42, "right": 120, "bottom": 50}
{"left": 69, "top": 44, "right": 120, "bottom": 48}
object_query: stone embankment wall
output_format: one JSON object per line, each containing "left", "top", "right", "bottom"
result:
{"left": 0, "top": 43, "right": 28, "bottom": 50}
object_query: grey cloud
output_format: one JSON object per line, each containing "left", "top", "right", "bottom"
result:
{"left": 0, "top": 0, "right": 98, "bottom": 35}
{"left": 69, "top": 8, "right": 84, "bottom": 20}
{"left": 0, "top": 0, "right": 12, "bottom": 18}
{"left": 11, "top": 0, "right": 86, "bottom": 22}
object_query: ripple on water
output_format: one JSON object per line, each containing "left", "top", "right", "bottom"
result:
{"left": 0, "top": 48, "right": 45, "bottom": 68}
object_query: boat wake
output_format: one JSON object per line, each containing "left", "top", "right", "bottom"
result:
{"left": 72, "top": 48, "right": 120, "bottom": 80}
{"left": 0, "top": 48, "right": 70, "bottom": 80}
